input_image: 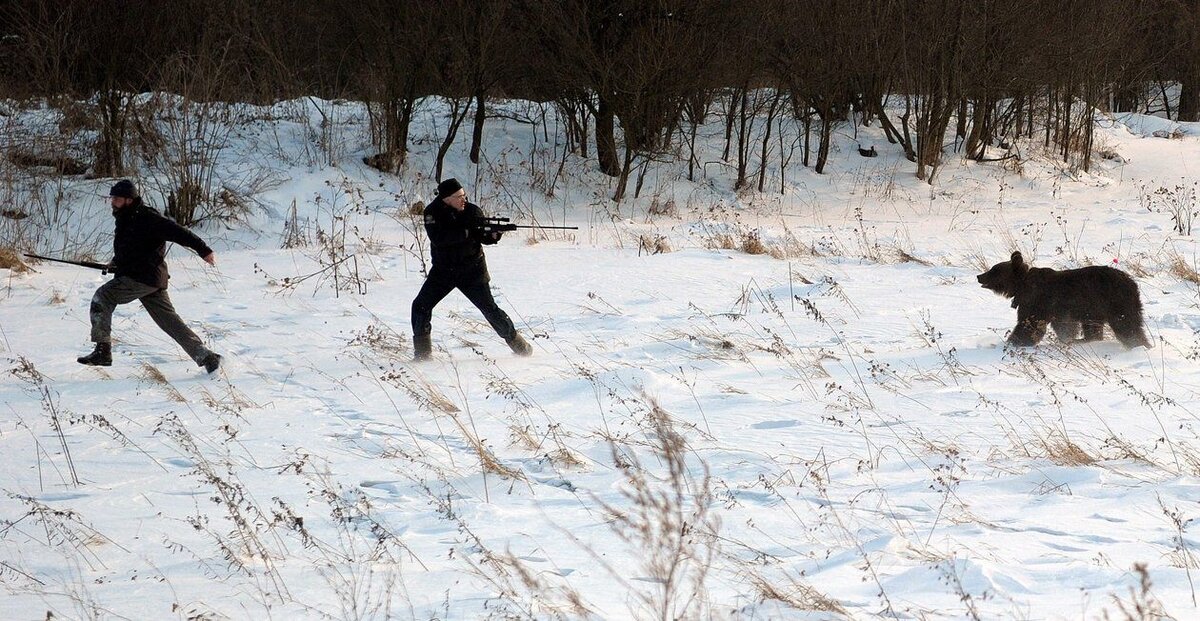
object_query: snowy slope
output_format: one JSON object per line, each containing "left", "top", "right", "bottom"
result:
{"left": 2, "top": 98, "right": 1200, "bottom": 619}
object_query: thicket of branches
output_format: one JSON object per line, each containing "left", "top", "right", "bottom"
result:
{"left": 0, "top": 0, "right": 1196, "bottom": 189}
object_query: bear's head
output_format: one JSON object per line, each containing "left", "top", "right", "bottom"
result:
{"left": 976, "top": 251, "right": 1028, "bottom": 298}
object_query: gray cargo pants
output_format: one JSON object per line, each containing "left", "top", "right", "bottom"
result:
{"left": 90, "top": 276, "right": 212, "bottom": 364}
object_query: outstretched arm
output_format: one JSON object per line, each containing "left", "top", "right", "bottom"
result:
{"left": 156, "top": 214, "right": 215, "bottom": 260}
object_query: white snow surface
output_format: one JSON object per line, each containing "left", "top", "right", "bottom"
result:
{"left": 3, "top": 98, "right": 1200, "bottom": 619}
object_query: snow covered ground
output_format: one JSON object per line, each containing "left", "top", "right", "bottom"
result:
{"left": 2, "top": 98, "right": 1200, "bottom": 619}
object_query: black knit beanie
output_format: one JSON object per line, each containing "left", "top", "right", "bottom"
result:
{"left": 436, "top": 178, "right": 463, "bottom": 199}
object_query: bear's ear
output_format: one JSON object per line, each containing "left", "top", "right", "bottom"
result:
{"left": 1010, "top": 251, "right": 1024, "bottom": 266}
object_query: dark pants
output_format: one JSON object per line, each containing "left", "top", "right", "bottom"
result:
{"left": 90, "top": 276, "right": 212, "bottom": 364}
{"left": 411, "top": 268, "right": 516, "bottom": 342}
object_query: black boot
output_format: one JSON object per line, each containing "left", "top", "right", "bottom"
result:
{"left": 200, "top": 352, "right": 222, "bottom": 374}
{"left": 507, "top": 333, "right": 533, "bottom": 357}
{"left": 413, "top": 333, "right": 432, "bottom": 362}
{"left": 77, "top": 342, "right": 112, "bottom": 366}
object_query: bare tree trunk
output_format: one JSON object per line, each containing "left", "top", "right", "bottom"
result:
{"left": 436, "top": 98, "right": 473, "bottom": 180}
{"left": 735, "top": 89, "right": 753, "bottom": 188}
{"left": 955, "top": 97, "right": 968, "bottom": 152}
{"left": 596, "top": 94, "right": 620, "bottom": 177}
{"left": 469, "top": 90, "right": 486, "bottom": 164}
{"left": 802, "top": 111, "right": 812, "bottom": 168}
{"left": 94, "top": 89, "right": 128, "bottom": 177}
{"left": 1181, "top": 72, "right": 1200, "bottom": 121}
{"left": 758, "top": 91, "right": 782, "bottom": 192}
{"left": 964, "top": 96, "right": 990, "bottom": 160}
{"left": 900, "top": 95, "right": 915, "bottom": 162}
{"left": 612, "top": 142, "right": 634, "bottom": 202}
{"left": 722, "top": 87, "right": 742, "bottom": 161}
{"left": 815, "top": 110, "right": 834, "bottom": 174}
{"left": 1180, "top": 0, "right": 1200, "bottom": 121}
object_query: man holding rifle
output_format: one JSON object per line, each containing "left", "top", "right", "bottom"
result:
{"left": 411, "top": 178, "right": 540, "bottom": 361}
{"left": 74, "top": 180, "right": 222, "bottom": 372}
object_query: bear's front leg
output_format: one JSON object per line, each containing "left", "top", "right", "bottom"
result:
{"left": 1008, "top": 308, "right": 1048, "bottom": 346}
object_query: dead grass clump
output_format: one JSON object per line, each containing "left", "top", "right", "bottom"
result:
{"left": 140, "top": 363, "right": 188, "bottom": 403}
{"left": 894, "top": 248, "right": 933, "bottom": 266}
{"left": 1169, "top": 255, "right": 1200, "bottom": 285}
{"left": 747, "top": 572, "right": 848, "bottom": 615}
{"left": 638, "top": 233, "right": 672, "bottom": 255}
{"left": 7, "top": 148, "right": 88, "bottom": 175}
{"left": 1039, "top": 431, "right": 1097, "bottom": 467}
{"left": 1119, "top": 257, "right": 1151, "bottom": 279}
{"left": 648, "top": 198, "right": 677, "bottom": 217}
{"left": 740, "top": 230, "right": 768, "bottom": 255}
{"left": 0, "top": 247, "right": 30, "bottom": 273}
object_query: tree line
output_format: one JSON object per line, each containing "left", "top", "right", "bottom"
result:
{"left": 0, "top": 0, "right": 1197, "bottom": 194}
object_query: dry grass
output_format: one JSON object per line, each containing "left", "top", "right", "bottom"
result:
{"left": 741, "top": 230, "right": 768, "bottom": 255}
{"left": 647, "top": 198, "right": 677, "bottom": 218}
{"left": 140, "top": 363, "right": 188, "bottom": 403}
{"left": 637, "top": 233, "right": 672, "bottom": 255}
{"left": 747, "top": 571, "right": 849, "bottom": 615}
{"left": 1169, "top": 254, "right": 1200, "bottom": 285}
{"left": 894, "top": 248, "right": 933, "bottom": 266}
{"left": 0, "top": 247, "right": 30, "bottom": 273}
{"left": 1038, "top": 431, "right": 1097, "bottom": 467}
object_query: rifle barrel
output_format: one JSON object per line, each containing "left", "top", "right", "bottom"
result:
{"left": 23, "top": 253, "right": 109, "bottom": 271}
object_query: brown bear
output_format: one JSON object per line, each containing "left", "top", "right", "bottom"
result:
{"left": 977, "top": 251, "right": 1151, "bottom": 348}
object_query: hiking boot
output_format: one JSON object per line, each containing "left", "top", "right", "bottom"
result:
{"left": 507, "top": 333, "right": 533, "bottom": 357}
{"left": 77, "top": 342, "right": 112, "bottom": 366}
{"left": 200, "top": 352, "right": 222, "bottom": 374}
{"left": 413, "top": 333, "right": 432, "bottom": 362}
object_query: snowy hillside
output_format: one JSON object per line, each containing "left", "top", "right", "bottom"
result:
{"left": 3, "top": 97, "right": 1200, "bottom": 619}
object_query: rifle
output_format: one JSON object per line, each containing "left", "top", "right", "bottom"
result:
{"left": 472, "top": 216, "right": 579, "bottom": 234}
{"left": 24, "top": 253, "right": 113, "bottom": 273}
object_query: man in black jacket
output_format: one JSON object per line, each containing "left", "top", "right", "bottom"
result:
{"left": 77, "top": 180, "right": 222, "bottom": 373}
{"left": 411, "top": 178, "right": 532, "bottom": 361}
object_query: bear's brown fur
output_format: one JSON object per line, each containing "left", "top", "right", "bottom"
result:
{"left": 977, "top": 251, "right": 1151, "bottom": 348}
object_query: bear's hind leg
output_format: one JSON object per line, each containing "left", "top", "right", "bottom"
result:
{"left": 1110, "top": 314, "right": 1152, "bottom": 349}
{"left": 1051, "top": 320, "right": 1081, "bottom": 343}
{"left": 1080, "top": 321, "right": 1105, "bottom": 343}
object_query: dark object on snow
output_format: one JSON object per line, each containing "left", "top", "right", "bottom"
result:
{"left": 8, "top": 150, "right": 87, "bottom": 175}
{"left": 413, "top": 333, "right": 432, "bottom": 361}
{"left": 201, "top": 352, "right": 222, "bottom": 373}
{"left": 411, "top": 185, "right": 532, "bottom": 358}
{"left": 977, "top": 251, "right": 1151, "bottom": 348}
{"left": 857, "top": 145, "right": 877, "bottom": 157}
{"left": 77, "top": 342, "right": 112, "bottom": 366}
{"left": 88, "top": 275, "right": 218, "bottom": 368}
{"left": 110, "top": 198, "right": 212, "bottom": 289}
{"left": 108, "top": 179, "right": 138, "bottom": 199}
{"left": 24, "top": 253, "right": 112, "bottom": 273}
{"left": 81, "top": 193, "right": 220, "bottom": 370}
{"left": 507, "top": 333, "right": 533, "bottom": 356}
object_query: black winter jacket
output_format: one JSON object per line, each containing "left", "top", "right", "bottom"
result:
{"left": 423, "top": 198, "right": 499, "bottom": 275}
{"left": 111, "top": 199, "right": 213, "bottom": 289}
